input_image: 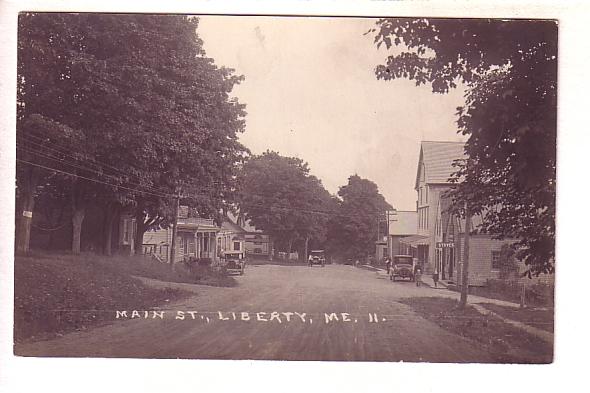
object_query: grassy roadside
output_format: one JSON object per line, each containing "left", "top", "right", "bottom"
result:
{"left": 14, "top": 252, "right": 234, "bottom": 343}
{"left": 480, "top": 303, "right": 554, "bottom": 333}
{"left": 399, "top": 297, "right": 553, "bottom": 363}
{"left": 84, "top": 253, "right": 237, "bottom": 287}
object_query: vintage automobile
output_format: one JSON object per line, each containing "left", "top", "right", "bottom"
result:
{"left": 389, "top": 255, "right": 416, "bottom": 282}
{"left": 222, "top": 251, "right": 246, "bottom": 275}
{"left": 308, "top": 250, "right": 326, "bottom": 267}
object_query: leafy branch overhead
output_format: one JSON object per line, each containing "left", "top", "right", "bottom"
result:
{"left": 17, "top": 13, "right": 248, "bottom": 254}
{"left": 372, "top": 18, "right": 557, "bottom": 276}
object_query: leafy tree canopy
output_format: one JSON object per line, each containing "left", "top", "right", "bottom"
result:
{"left": 327, "top": 175, "right": 392, "bottom": 259}
{"left": 371, "top": 18, "right": 556, "bottom": 275}
{"left": 17, "top": 13, "right": 248, "bottom": 253}
{"left": 237, "top": 151, "right": 334, "bottom": 253}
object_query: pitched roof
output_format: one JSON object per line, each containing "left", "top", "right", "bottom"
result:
{"left": 221, "top": 219, "right": 246, "bottom": 233}
{"left": 388, "top": 210, "right": 417, "bottom": 236}
{"left": 415, "top": 141, "right": 466, "bottom": 189}
{"left": 226, "top": 211, "right": 264, "bottom": 233}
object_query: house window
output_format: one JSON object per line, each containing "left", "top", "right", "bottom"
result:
{"left": 419, "top": 209, "right": 423, "bottom": 229}
{"left": 122, "top": 219, "right": 132, "bottom": 244}
{"left": 254, "top": 248, "right": 262, "bottom": 254}
{"left": 233, "top": 241, "right": 241, "bottom": 251}
{"left": 491, "top": 251, "right": 501, "bottom": 270}
{"left": 425, "top": 187, "right": 428, "bottom": 203}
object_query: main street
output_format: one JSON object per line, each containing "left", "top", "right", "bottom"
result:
{"left": 16, "top": 263, "right": 495, "bottom": 362}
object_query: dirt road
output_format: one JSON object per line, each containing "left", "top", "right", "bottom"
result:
{"left": 15, "top": 264, "right": 496, "bottom": 362}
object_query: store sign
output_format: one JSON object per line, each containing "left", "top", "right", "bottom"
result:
{"left": 436, "top": 242, "right": 454, "bottom": 249}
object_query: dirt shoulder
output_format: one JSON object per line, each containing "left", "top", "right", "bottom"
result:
{"left": 398, "top": 297, "right": 553, "bottom": 363}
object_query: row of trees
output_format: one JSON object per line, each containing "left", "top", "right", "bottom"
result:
{"left": 16, "top": 14, "right": 248, "bottom": 255}
{"left": 237, "top": 152, "right": 392, "bottom": 260}
{"left": 371, "top": 18, "right": 557, "bottom": 277}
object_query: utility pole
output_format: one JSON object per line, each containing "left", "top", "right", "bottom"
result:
{"left": 459, "top": 204, "right": 471, "bottom": 309}
{"left": 169, "top": 192, "right": 180, "bottom": 267}
{"left": 377, "top": 214, "right": 381, "bottom": 241}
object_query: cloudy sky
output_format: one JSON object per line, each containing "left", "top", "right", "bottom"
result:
{"left": 198, "top": 16, "right": 466, "bottom": 211}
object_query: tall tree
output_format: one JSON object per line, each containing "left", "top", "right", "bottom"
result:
{"left": 17, "top": 13, "right": 247, "bottom": 254}
{"left": 237, "top": 151, "right": 334, "bottom": 255}
{"left": 371, "top": 18, "right": 557, "bottom": 275}
{"left": 327, "top": 175, "right": 392, "bottom": 259}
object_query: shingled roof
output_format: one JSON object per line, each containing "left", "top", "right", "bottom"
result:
{"left": 415, "top": 141, "right": 466, "bottom": 190}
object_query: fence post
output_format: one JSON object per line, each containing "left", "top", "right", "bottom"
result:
{"left": 520, "top": 281, "right": 526, "bottom": 308}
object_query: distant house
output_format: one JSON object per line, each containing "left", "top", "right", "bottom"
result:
{"left": 387, "top": 210, "right": 418, "bottom": 258}
{"left": 142, "top": 206, "right": 219, "bottom": 263}
{"left": 217, "top": 218, "right": 246, "bottom": 256}
{"left": 226, "top": 212, "right": 273, "bottom": 258}
{"left": 401, "top": 141, "right": 514, "bottom": 286}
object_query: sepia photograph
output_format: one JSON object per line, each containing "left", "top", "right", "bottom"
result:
{"left": 11, "top": 11, "right": 558, "bottom": 365}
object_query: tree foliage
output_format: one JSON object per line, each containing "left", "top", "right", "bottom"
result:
{"left": 17, "top": 13, "right": 247, "bottom": 253}
{"left": 327, "top": 175, "right": 392, "bottom": 259}
{"left": 371, "top": 18, "right": 557, "bottom": 275}
{"left": 237, "top": 151, "right": 335, "bottom": 253}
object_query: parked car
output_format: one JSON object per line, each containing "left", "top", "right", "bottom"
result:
{"left": 308, "top": 250, "right": 326, "bottom": 267}
{"left": 390, "top": 255, "right": 416, "bottom": 282}
{"left": 222, "top": 251, "right": 246, "bottom": 275}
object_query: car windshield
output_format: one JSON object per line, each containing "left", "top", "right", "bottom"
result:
{"left": 225, "top": 253, "right": 240, "bottom": 258}
{"left": 310, "top": 252, "right": 324, "bottom": 257}
{"left": 393, "top": 256, "right": 413, "bottom": 265}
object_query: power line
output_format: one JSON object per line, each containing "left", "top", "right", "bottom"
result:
{"left": 17, "top": 158, "right": 173, "bottom": 199}
{"left": 17, "top": 158, "right": 388, "bottom": 222}
{"left": 17, "top": 142, "right": 173, "bottom": 197}
{"left": 19, "top": 131, "right": 393, "bottom": 202}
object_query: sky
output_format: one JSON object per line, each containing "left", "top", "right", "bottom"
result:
{"left": 197, "top": 16, "right": 466, "bottom": 211}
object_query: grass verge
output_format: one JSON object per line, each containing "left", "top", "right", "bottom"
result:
{"left": 480, "top": 303, "right": 554, "bottom": 333}
{"left": 399, "top": 297, "right": 553, "bottom": 363}
{"left": 14, "top": 252, "right": 223, "bottom": 343}
{"left": 84, "top": 253, "right": 237, "bottom": 287}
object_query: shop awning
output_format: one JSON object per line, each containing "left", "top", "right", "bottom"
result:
{"left": 399, "top": 234, "right": 429, "bottom": 247}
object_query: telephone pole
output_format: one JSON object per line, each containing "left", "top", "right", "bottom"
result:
{"left": 459, "top": 204, "right": 471, "bottom": 309}
{"left": 169, "top": 192, "right": 180, "bottom": 267}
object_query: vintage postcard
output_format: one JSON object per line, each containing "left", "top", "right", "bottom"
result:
{"left": 11, "top": 12, "right": 556, "bottom": 364}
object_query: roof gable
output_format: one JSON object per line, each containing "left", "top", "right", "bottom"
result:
{"left": 415, "top": 141, "right": 465, "bottom": 189}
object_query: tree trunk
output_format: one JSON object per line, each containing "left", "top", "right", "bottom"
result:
{"left": 135, "top": 221, "right": 146, "bottom": 255}
{"left": 71, "top": 180, "right": 86, "bottom": 255}
{"left": 103, "top": 204, "right": 118, "bottom": 256}
{"left": 47, "top": 205, "right": 65, "bottom": 249}
{"left": 304, "top": 235, "right": 310, "bottom": 261}
{"left": 71, "top": 207, "right": 85, "bottom": 255}
{"left": 15, "top": 187, "right": 35, "bottom": 255}
{"left": 459, "top": 207, "right": 471, "bottom": 309}
{"left": 15, "top": 166, "right": 40, "bottom": 255}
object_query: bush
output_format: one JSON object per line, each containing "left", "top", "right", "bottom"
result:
{"left": 498, "top": 244, "right": 519, "bottom": 279}
{"left": 483, "top": 278, "right": 554, "bottom": 307}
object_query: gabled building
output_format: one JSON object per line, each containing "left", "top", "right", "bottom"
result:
{"left": 387, "top": 210, "right": 418, "bottom": 258}
{"left": 217, "top": 218, "right": 246, "bottom": 256}
{"left": 402, "top": 141, "right": 513, "bottom": 286}
{"left": 142, "top": 207, "right": 220, "bottom": 263}
{"left": 226, "top": 212, "right": 273, "bottom": 259}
